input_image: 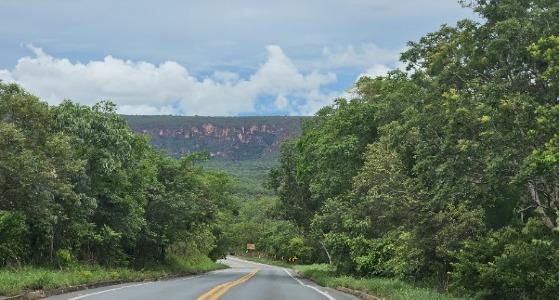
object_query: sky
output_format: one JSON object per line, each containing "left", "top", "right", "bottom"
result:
{"left": 0, "top": 0, "right": 474, "bottom": 116}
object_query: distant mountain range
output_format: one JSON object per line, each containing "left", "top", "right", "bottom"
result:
{"left": 124, "top": 115, "right": 306, "bottom": 160}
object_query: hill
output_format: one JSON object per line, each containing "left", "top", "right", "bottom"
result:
{"left": 124, "top": 115, "right": 306, "bottom": 160}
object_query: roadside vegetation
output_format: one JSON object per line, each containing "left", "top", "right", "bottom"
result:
{"left": 0, "top": 83, "right": 233, "bottom": 296}
{"left": 295, "top": 264, "right": 470, "bottom": 300}
{"left": 0, "top": 254, "right": 225, "bottom": 296}
{"left": 232, "top": 1, "right": 559, "bottom": 299}
{"left": 236, "top": 256, "right": 466, "bottom": 299}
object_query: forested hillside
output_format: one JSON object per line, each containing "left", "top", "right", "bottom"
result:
{"left": 124, "top": 115, "right": 302, "bottom": 197}
{"left": 124, "top": 115, "right": 304, "bottom": 160}
{"left": 238, "top": 1, "right": 559, "bottom": 299}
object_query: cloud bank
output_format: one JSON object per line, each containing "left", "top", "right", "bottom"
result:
{"left": 0, "top": 0, "right": 472, "bottom": 115}
{"left": 0, "top": 44, "right": 402, "bottom": 116}
{"left": 322, "top": 43, "right": 399, "bottom": 68}
{"left": 0, "top": 46, "right": 343, "bottom": 115}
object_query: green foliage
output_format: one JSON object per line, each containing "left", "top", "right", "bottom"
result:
{"left": 270, "top": 97, "right": 377, "bottom": 229}
{"left": 269, "top": 1, "right": 559, "bottom": 298}
{"left": 0, "top": 255, "right": 226, "bottom": 296}
{"left": 295, "top": 264, "right": 469, "bottom": 300}
{"left": 202, "top": 159, "right": 277, "bottom": 197}
{"left": 286, "top": 237, "right": 312, "bottom": 262}
{"left": 91, "top": 225, "right": 128, "bottom": 267}
{"left": 54, "top": 249, "right": 75, "bottom": 269}
{"left": 0, "top": 82, "right": 234, "bottom": 270}
{"left": 0, "top": 83, "right": 91, "bottom": 265}
{"left": 218, "top": 194, "right": 313, "bottom": 262}
{"left": 0, "top": 211, "right": 28, "bottom": 267}
{"left": 350, "top": 231, "right": 424, "bottom": 279}
{"left": 530, "top": 35, "right": 559, "bottom": 83}
{"left": 452, "top": 219, "right": 559, "bottom": 299}
{"left": 163, "top": 253, "right": 227, "bottom": 274}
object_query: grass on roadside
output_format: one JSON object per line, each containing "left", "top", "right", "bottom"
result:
{"left": 294, "top": 264, "right": 472, "bottom": 300}
{"left": 0, "top": 255, "right": 226, "bottom": 296}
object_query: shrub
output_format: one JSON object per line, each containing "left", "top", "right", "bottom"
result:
{"left": 91, "top": 225, "right": 129, "bottom": 267}
{"left": 55, "top": 249, "right": 76, "bottom": 269}
{"left": 286, "top": 237, "right": 313, "bottom": 262}
{"left": 452, "top": 219, "right": 559, "bottom": 299}
{"left": 0, "top": 210, "right": 28, "bottom": 267}
{"left": 350, "top": 231, "right": 424, "bottom": 279}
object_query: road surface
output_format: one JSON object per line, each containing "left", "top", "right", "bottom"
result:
{"left": 46, "top": 256, "right": 359, "bottom": 300}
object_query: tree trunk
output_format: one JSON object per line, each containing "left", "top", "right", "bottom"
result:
{"left": 528, "top": 182, "right": 556, "bottom": 229}
{"left": 319, "top": 240, "right": 332, "bottom": 265}
{"left": 50, "top": 231, "right": 54, "bottom": 260}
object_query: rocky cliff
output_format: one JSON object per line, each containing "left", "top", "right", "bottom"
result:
{"left": 124, "top": 115, "right": 305, "bottom": 160}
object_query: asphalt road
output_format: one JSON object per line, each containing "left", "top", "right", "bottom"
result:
{"left": 46, "top": 256, "right": 359, "bottom": 300}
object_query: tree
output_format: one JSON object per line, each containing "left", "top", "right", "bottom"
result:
{"left": 0, "top": 82, "right": 235, "bottom": 267}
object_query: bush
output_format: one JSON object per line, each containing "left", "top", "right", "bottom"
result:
{"left": 286, "top": 237, "right": 313, "bottom": 262}
{"left": 323, "top": 232, "right": 355, "bottom": 273}
{"left": 452, "top": 219, "right": 559, "bottom": 299}
{"left": 55, "top": 249, "right": 76, "bottom": 269}
{"left": 295, "top": 264, "right": 468, "bottom": 300}
{"left": 91, "top": 225, "right": 129, "bottom": 267}
{"left": 349, "top": 231, "right": 424, "bottom": 279}
{"left": 351, "top": 235, "right": 395, "bottom": 277}
{"left": 0, "top": 210, "right": 28, "bottom": 267}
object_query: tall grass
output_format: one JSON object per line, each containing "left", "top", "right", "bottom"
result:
{"left": 294, "top": 264, "right": 472, "bottom": 300}
{"left": 0, "top": 255, "right": 226, "bottom": 296}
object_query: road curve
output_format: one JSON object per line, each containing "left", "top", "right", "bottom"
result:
{"left": 46, "top": 256, "right": 358, "bottom": 300}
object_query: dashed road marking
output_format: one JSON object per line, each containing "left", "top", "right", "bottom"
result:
{"left": 196, "top": 269, "right": 259, "bottom": 300}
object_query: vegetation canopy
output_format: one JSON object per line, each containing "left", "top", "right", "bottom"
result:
{"left": 0, "top": 83, "right": 234, "bottom": 270}
{"left": 266, "top": 1, "right": 559, "bottom": 299}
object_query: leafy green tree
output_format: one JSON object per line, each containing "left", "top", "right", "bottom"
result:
{"left": 270, "top": 97, "right": 377, "bottom": 229}
{"left": 270, "top": 1, "right": 559, "bottom": 296}
{"left": 452, "top": 218, "right": 559, "bottom": 299}
{"left": 0, "top": 83, "right": 92, "bottom": 264}
{"left": 0, "top": 82, "right": 235, "bottom": 268}
{"left": 0, "top": 210, "right": 28, "bottom": 266}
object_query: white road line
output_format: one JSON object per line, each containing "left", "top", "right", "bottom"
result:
{"left": 283, "top": 268, "right": 336, "bottom": 300}
{"left": 67, "top": 275, "right": 202, "bottom": 300}
{"left": 68, "top": 282, "right": 152, "bottom": 300}
{"left": 183, "top": 275, "right": 203, "bottom": 281}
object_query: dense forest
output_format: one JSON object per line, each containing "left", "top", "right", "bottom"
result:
{"left": 0, "top": 84, "right": 234, "bottom": 269}
{"left": 262, "top": 1, "right": 559, "bottom": 299}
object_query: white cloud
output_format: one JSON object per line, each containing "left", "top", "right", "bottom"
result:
{"left": 0, "top": 70, "right": 14, "bottom": 83}
{"left": 317, "top": 43, "right": 403, "bottom": 83}
{"left": 212, "top": 71, "right": 240, "bottom": 83}
{"left": 0, "top": 0, "right": 473, "bottom": 83}
{"left": 118, "top": 104, "right": 177, "bottom": 115}
{"left": 274, "top": 94, "right": 289, "bottom": 110}
{"left": 322, "top": 43, "right": 400, "bottom": 68}
{"left": 358, "top": 64, "right": 392, "bottom": 79}
{"left": 296, "top": 89, "right": 344, "bottom": 116}
{"left": 0, "top": 45, "right": 337, "bottom": 116}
